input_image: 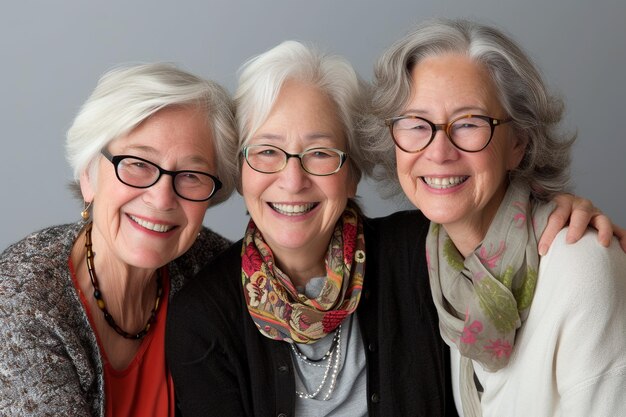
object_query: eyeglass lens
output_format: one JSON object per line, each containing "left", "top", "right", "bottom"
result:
{"left": 244, "top": 145, "right": 344, "bottom": 175}
{"left": 392, "top": 115, "right": 495, "bottom": 152}
{"left": 115, "top": 156, "right": 217, "bottom": 201}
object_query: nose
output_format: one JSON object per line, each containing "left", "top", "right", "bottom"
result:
{"left": 277, "top": 156, "right": 311, "bottom": 193}
{"left": 142, "top": 174, "right": 178, "bottom": 210}
{"left": 423, "top": 129, "right": 459, "bottom": 163}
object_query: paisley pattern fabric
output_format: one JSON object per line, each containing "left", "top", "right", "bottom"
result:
{"left": 426, "top": 180, "right": 554, "bottom": 417}
{"left": 241, "top": 206, "right": 366, "bottom": 344}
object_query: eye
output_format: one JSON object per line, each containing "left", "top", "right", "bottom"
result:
{"left": 308, "top": 149, "right": 337, "bottom": 159}
{"left": 395, "top": 117, "right": 430, "bottom": 131}
{"left": 177, "top": 172, "right": 214, "bottom": 188}
{"left": 119, "top": 158, "right": 156, "bottom": 174}
{"left": 178, "top": 172, "right": 201, "bottom": 183}
{"left": 120, "top": 159, "right": 148, "bottom": 168}
{"left": 249, "top": 146, "right": 280, "bottom": 158}
{"left": 259, "top": 149, "right": 277, "bottom": 156}
{"left": 455, "top": 122, "right": 480, "bottom": 129}
{"left": 451, "top": 117, "right": 490, "bottom": 131}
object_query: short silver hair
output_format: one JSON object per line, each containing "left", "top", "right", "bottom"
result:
{"left": 232, "top": 40, "right": 371, "bottom": 188}
{"left": 363, "top": 18, "right": 574, "bottom": 200}
{"left": 65, "top": 63, "right": 237, "bottom": 205}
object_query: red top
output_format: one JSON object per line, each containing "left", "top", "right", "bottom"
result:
{"left": 71, "top": 260, "right": 174, "bottom": 417}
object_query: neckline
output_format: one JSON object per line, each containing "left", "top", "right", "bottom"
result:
{"left": 68, "top": 256, "right": 170, "bottom": 374}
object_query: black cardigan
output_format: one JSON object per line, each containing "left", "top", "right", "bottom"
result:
{"left": 166, "top": 210, "right": 457, "bottom": 417}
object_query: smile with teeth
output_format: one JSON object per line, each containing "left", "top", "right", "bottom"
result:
{"left": 129, "top": 215, "right": 175, "bottom": 233}
{"left": 422, "top": 176, "right": 468, "bottom": 189}
{"left": 270, "top": 203, "right": 317, "bottom": 216}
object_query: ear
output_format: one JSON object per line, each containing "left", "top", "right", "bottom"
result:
{"left": 506, "top": 133, "right": 528, "bottom": 171}
{"left": 79, "top": 168, "right": 96, "bottom": 203}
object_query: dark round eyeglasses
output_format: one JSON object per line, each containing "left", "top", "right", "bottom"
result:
{"left": 385, "top": 114, "right": 512, "bottom": 153}
{"left": 242, "top": 144, "right": 348, "bottom": 176}
{"left": 101, "top": 149, "right": 222, "bottom": 202}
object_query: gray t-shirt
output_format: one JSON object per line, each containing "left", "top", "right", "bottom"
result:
{"left": 292, "top": 277, "right": 367, "bottom": 416}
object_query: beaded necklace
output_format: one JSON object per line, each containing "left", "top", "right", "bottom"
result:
{"left": 84, "top": 222, "right": 163, "bottom": 340}
{"left": 290, "top": 324, "right": 343, "bottom": 400}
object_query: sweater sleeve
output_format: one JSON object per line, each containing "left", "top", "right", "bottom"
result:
{"left": 0, "top": 271, "right": 94, "bottom": 416}
{"left": 541, "top": 229, "right": 626, "bottom": 417}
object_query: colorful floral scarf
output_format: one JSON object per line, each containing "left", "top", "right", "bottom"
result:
{"left": 426, "top": 179, "right": 554, "bottom": 417}
{"left": 241, "top": 205, "right": 366, "bottom": 344}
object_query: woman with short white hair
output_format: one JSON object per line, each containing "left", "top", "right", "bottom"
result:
{"left": 0, "top": 63, "right": 236, "bottom": 416}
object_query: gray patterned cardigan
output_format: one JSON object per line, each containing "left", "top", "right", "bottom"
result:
{"left": 0, "top": 222, "right": 230, "bottom": 416}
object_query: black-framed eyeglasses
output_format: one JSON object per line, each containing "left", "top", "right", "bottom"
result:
{"left": 242, "top": 144, "right": 348, "bottom": 176}
{"left": 385, "top": 114, "right": 512, "bottom": 153}
{"left": 101, "top": 149, "right": 222, "bottom": 202}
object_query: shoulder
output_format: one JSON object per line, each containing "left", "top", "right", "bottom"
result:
{"left": 542, "top": 228, "right": 626, "bottom": 278}
{"left": 361, "top": 210, "right": 433, "bottom": 303}
{"left": 1, "top": 223, "right": 81, "bottom": 264}
{"left": 185, "top": 239, "right": 242, "bottom": 294}
{"left": 1, "top": 223, "right": 81, "bottom": 291}
{"left": 364, "top": 209, "right": 429, "bottom": 242}
{"left": 365, "top": 209, "right": 428, "bottom": 229}
{"left": 363, "top": 210, "right": 429, "bottom": 265}
{"left": 167, "top": 240, "right": 245, "bottom": 348}
{"left": 539, "top": 228, "right": 626, "bottom": 307}
{"left": 196, "top": 226, "right": 232, "bottom": 252}
{"left": 184, "top": 226, "right": 231, "bottom": 264}
{"left": 171, "top": 240, "right": 243, "bottom": 316}
{"left": 169, "top": 226, "right": 231, "bottom": 294}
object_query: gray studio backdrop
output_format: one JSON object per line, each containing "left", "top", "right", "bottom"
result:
{"left": 1, "top": 0, "right": 625, "bottom": 251}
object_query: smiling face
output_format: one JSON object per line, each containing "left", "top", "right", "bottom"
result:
{"left": 395, "top": 54, "right": 526, "bottom": 252}
{"left": 241, "top": 80, "right": 356, "bottom": 269}
{"left": 80, "top": 106, "right": 216, "bottom": 270}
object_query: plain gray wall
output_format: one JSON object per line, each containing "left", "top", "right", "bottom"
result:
{"left": 1, "top": 0, "right": 624, "bottom": 251}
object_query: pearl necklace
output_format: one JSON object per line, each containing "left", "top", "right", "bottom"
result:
{"left": 291, "top": 324, "right": 342, "bottom": 400}
{"left": 84, "top": 222, "right": 163, "bottom": 340}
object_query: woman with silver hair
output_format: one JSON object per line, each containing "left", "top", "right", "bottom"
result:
{"left": 166, "top": 40, "right": 457, "bottom": 416}
{"left": 166, "top": 40, "right": 615, "bottom": 416}
{"left": 0, "top": 63, "right": 236, "bottom": 416}
{"left": 365, "top": 18, "right": 626, "bottom": 417}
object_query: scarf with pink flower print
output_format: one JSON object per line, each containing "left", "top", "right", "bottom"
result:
{"left": 426, "top": 179, "right": 554, "bottom": 417}
{"left": 241, "top": 205, "right": 365, "bottom": 344}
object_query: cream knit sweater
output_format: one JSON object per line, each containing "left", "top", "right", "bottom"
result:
{"left": 452, "top": 229, "right": 626, "bottom": 417}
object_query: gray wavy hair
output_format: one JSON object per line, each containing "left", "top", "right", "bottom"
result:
{"left": 66, "top": 62, "right": 238, "bottom": 205}
{"left": 362, "top": 18, "right": 574, "bottom": 200}
{"left": 231, "top": 40, "right": 372, "bottom": 190}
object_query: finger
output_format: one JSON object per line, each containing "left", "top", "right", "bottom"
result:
{"left": 612, "top": 224, "right": 626, "bottom": 253}
{"left": 564, "top": 207, "right": 595, "bottom": 244}
{"left": 588, "top": 214, "right": 613, "bottom": 247}
{"left": 539, "top": 205, "right": 571, "bottom": 256}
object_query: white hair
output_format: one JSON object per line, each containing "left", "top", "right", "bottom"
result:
{"left": 65, "top": 62, "right": 237, "bottom": 204}
{"left": 232, "top": 40, "right": 371, "bottom": 186}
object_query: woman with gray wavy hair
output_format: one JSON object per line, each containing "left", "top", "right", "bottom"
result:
{"left": 0, "top": 63, "right": 236, "bottom": 416}
{"left": 365, "top": 18, "right": 626, "bottom": 417}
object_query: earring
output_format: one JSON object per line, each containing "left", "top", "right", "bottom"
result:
{"left": 81, "top": 201, "right": 92, "bottom": 220}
